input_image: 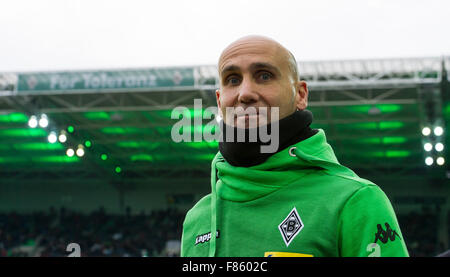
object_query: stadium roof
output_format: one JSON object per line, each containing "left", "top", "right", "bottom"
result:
{"left": 0, "top": 56, "right": 449, "bottom": 187}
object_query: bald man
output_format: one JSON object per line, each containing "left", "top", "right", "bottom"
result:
{"left": 180, "top": 36, "right": 409, "bottom": 257}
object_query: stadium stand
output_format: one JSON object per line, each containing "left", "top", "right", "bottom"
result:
{"left": 0, "top": 207, "right": 184, "bottom": 257}
{"left": 397, "top": 206, "right": 446, "bottom": 257}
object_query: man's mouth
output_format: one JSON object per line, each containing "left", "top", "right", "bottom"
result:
{"left": 224, "top": 107, "right": 271, "bottom": 128}
{"left": 236, "top": 113, "right": 259, "bottom": 119}
{"left": 235, "top": 112, "right": 269, "bottom": 128}
{"left": 234, "top": 108, "right": 267, "bottom": 118}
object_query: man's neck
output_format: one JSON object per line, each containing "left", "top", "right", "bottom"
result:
{"left": 218, "top": 109, "right": 318, "bottom": 167}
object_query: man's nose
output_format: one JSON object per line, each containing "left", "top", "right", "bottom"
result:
{"left": 237, "top": 78, "right": 259, "bottom": 105}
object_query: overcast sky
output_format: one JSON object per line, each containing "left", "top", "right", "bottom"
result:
{"left": 1, "top": 0, "right": 449, "bottom": 72}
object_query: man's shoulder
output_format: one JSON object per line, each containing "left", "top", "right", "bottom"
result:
{"left": 184, "top": 194, "right": 212, "bottom": 224}
{"left": 333, "top": 172, "right": 377, "bottom": 190}
{"left": 295, "top": 166, "right": 382, "bottom": 204}
{"left": 323, "top": 170, "right": 392, "bottom": 208}
{"left": 181, "top": 194, "right": 212, "bottom": 257}
{"left": 333, "top": 170, "right": 383, "bottom": 198}
{"left": 303, "top": 166, "right": 377, "bottom": 190}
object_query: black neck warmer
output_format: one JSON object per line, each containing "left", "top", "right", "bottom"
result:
{"left": 218, "top": 109, "right": 318, "bottom": 167}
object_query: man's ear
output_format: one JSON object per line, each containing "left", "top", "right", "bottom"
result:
{"left": 215, "top": 89, "right": 224, "bottom": 117}
{"left": 295, "top": 81, "right": 308, "bottom": 110}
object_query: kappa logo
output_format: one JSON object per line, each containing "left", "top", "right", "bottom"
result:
{"left": 278, "top": 207, "right": 304, "bottom": 247}
{"left": 374, "top": 222, "right": 401, "bottom": 244}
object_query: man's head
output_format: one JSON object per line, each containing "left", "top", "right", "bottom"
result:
{"left": 216, "top": 35, "right": 308, "bottom": 128}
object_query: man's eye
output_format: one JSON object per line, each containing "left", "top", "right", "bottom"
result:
{"left": 226, "top": 76, "right": 240, "bottom": 85}
{"left": 258, "top": 72, "right": 272, "bottom": 81}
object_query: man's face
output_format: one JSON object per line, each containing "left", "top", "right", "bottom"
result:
{"left": 216, "top": 36, "right": 307, "bottom": 128}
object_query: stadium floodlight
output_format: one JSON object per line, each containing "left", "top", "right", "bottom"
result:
{"left": 423, "top": 142, "right": 433, "bottom": 152}
{"left": 436, "top": 157, "right": 445, "bottom": 166}
{"left": 38, "top": 114, "right": 49, "bottom": 128}
{"left": 28, "top": 115, "right": 38, "bottom": 128}
{"left": 48, "top": 131, "right": 57, "bottom": 143}
{"left": 421, "top": 127, "right": 431, "bottom": 136}
{"left": 58, "top": 130, "right": 67, "bottom": 143}
{"left": 435, "top": 143, "right": 444, "bottom": 152}
{"left": 76, "top": 145, "right": 85, "bottom": 157}
{"left": 66, "top": 148, "right": 75, "bottom": 157}
{"left": 433, "top": 126, "right": 443, "bottom": 136}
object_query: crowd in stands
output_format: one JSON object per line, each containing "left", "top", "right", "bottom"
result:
{"left": 0, "top": 207, "right": 184, "bottom": 257}
{"left": 397, "top": 206, "right": 447, "bottom": 257}
{"left": 0, "top": 206, "right": 448, "bottom": 257}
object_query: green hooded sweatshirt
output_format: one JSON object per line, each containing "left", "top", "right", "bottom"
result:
{"left": 181, "top": 129, "right": 409, "bottom": 257}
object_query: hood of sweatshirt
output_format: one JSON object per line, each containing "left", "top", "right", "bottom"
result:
{"left": 214, "top": 128, "right": 358, "bottom": 202}
{"left": 207, "top": 128, "right": 359, "bottom": 256}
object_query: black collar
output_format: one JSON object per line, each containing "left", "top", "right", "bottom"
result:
{"left": 219, "top": 109, "right": 318, "bottom": 167}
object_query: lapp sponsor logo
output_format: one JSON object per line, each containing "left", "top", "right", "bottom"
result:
{"left": 195, "top": 230, "right": 220, "bottom": 245}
